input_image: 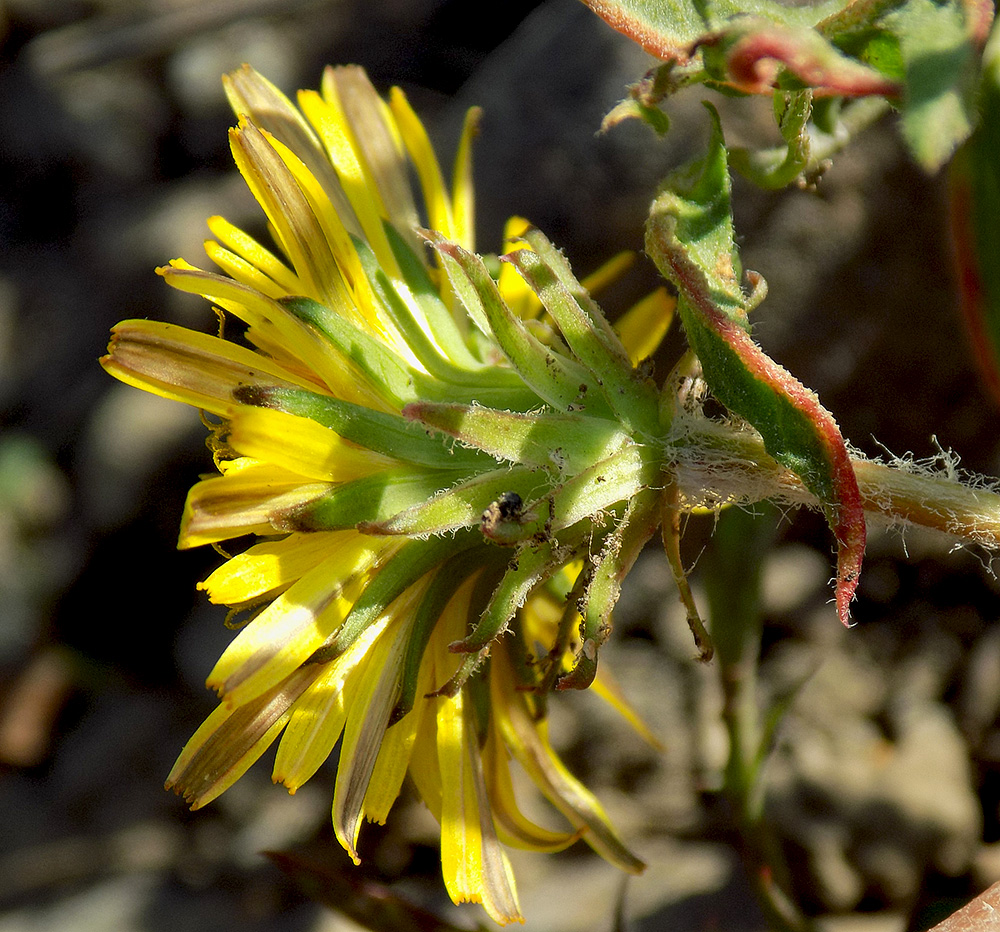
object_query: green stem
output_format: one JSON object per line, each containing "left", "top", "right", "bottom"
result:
{"left": 703, "top": 504, "right": 817, "bottom": 932}
{"left": 730, "top": 96, "right": 891, "bottom": 189}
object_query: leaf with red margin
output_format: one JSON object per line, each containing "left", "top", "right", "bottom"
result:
{"left": 697, "top": 19, "right": 902, "bottom": 97}
{"left": 579, "top": 0, "right": 843, "bottom": 64}
{"left": 645, "top": 106, "right": 865, "bottom": 625}
{"left": 949, "top": 19, "right": 1000, "bottom": 406}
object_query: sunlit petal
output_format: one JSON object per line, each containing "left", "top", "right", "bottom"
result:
{"left": 199, "top": 530, "right": 354, "bottom": 606}
{"left": 227, "top": 407, "right": 391, "bottom": 482}
{"left": 272, "top": 616, "right": 388, "bottom": 792}
{"left": 206, "top": 534, "right": 394, "bottom": 707}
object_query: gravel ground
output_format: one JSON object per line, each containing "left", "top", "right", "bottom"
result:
{"left": 2, "top": 2, "right": 1000, "bottom": 931}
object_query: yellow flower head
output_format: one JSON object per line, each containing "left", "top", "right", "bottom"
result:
{"left": 101, "top": 64, "right": 674, "bottom": 924}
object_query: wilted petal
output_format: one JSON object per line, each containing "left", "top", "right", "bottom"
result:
{"left": 166, "top": 665, "right": 320, "bottom": 809}
{"left": 450, "top": 106, "right": 481, "bottom": 252}
{"left": 327, "top": 66, "right": 422, "bottom": 247}
{"left": 333, "top": 584, "right": 428, "bottom": 862}
{"left": 223, "top": 63, "right": 357, "bottom": 229}
{"left": 179, "top": 461, "right": 331, "bottom": 548}
{"left": 230, "top": 118, "right": 347, "bottom": 308}
{"left": 482, "top": 721, "right": 581, "bottom": 853}
{"left": 491, "top": 649, "right": 644, "bottom": 874}
{"left": 101, "top": 319, "right": 317, "bottom": 416}
{"left": 272, "top": 615, "right": 388, "bottom": 793}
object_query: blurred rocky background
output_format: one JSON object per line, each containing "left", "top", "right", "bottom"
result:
{"left": 2, "top": 1, "right": 999, "bottom": 930}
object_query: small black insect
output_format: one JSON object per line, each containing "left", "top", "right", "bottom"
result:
{"left": 496, "top": 491, "right": 523, "bottom": 519}
{"left": 481, "top": 491, "right": 524, "bottom": 535}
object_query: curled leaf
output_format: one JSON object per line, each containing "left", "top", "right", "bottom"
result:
{"left": 646, "top": 106, "right": 865, "bottom": 624}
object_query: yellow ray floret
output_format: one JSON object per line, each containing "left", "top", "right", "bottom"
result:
{"left": 226, "top": 407, "right": 391, "bottom": 483}
{"left": 206, "top": 534, "right": 396, "bottom": 707}
{"left": 179, "top": 461, "right": 331, "bottom": 548}
{"left": 272, "top": 616, "right": 389, "bottom": 794}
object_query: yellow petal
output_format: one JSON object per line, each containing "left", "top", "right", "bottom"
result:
{"left": 207, "top": 215, "right": 300, "bottom": 293}
{"left": 497, "top": 217, "right": 540, "bottom": 320}
{"left": 333, "top": 582, "right": 429, "bottom": 862}
{"left": 203, "top": 240, "right": 293, "bottom": 300}
{"left": 404, "top": 576, "right": 475, "bottom": 824}
{"left": 580, "top": 251, "right": 636, "bottom": 295}
{"left": 438, "top": 690, "right": 522, "bottom": 925}
{"left": 614, "top": 287, "right": 676, "bottom": 367}
{"left": 388, "top": 87, "right": 455, "bottom": 241}
{"left": 166, "top": 665, "right": 320, "bottom": 809}
{"left": 591, "top": 666, "right": 664, "bottom": 751}
{"left": 300, "top": 86, "right": 400, "bottom": 278}
{"left": 451, "top": 107, "right": 482, "bottom": 253}
{"left": 200, "top": 530, "right": 356, "bottom": 606}
{"left": 483, "top": 720, "right": 581, "bottom": 853}
{"left": 206, "top": 534, "right": 394, "bottom": 707}
{"left": 226, "top": 407, "right": 391, "bottom": 482}
{"left": 491, "top": 649, "right": 644, "bottom": 874}
{"left": 179, "top": 463, "right": 330, "bottom": 549}
{"left": 406, "top": 690, "right": 444, "bottom": 821}
{"left": 272, "top": 615, "right": 388, "bottom": 793}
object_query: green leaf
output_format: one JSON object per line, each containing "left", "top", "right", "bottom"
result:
{"left": 355, "top": 465, "right": 543, "bottom": 538}
{"left": 382, "top": 222, "right": 485, "bottom": 370}
{"left": 729, "top": 89, "right": 813, "bottom": 188}
{"left": 509, "top": 230, "right": 662, "bottom": 434}
{"left": 950, "top": 19, "right": 1000, "bottom": 404}
{"left": 281, "top": 295, "right": 542, "bottom": 412}
{"left": 452, "top": 537, "right": 578, "bottom": 653}
{"left": 390, "top": 548, "right": 501, "bottom": 724}
{"left": 888, "top": 0, "right": 980, "bottom": 171}
{"left": 351, "top": 233, "right": 473, "bottom": 382}
{"left": 278, "top": 468, "right": 467, "bottom": 531}
{"left": 698, "top": 18, "right": 902, "bottom": 96}
{"left": 646, "top": 106, "right": 866, "bottom": 625}
{"left": 424, "top": 232, "right": 612, "bottom": 416}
